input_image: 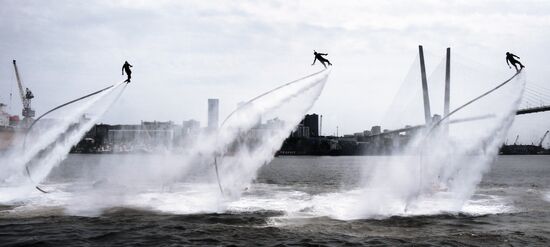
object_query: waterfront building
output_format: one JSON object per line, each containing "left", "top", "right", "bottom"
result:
{"left": 182, "top": 119, "right": 200, "bottom": 135}
{"left": 371, "top": 126, "right": 381, "bottom": 135}
{"left": 302, "top": 114, "right": 319, "bottom": 137}
{"left": 292, "top": 124, "right": 310, "bottom": 138}
{"left": 208, "top": 98, "right": 219, "bottom": 130}
{"left": 0, "top": 103, "right": 9, "bottom": 127}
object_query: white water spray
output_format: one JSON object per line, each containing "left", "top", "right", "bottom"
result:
{"left": 0, "top": 70, "right": 330, "bottom": 216}
{"left": 315, "top": 71, "right": 526, "bottom": 220}
{"left": 0, "top": 82, "right": 126, "bottom": 200}
{"left": 214, "top": 70, "right": 331, "bottom": 198}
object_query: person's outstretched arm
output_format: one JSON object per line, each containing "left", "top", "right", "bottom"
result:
{"left": 311, "top": 57, "right": 317, "bottom": 65}
{"left": 513, "top": 54, "right": 520, "bottom": 59}
{"left": 320, "top": 53, "right": 328, "bottom": 56}
{"left": 506, "top": 58, "right": 511, "bottom": 68}
{"left": 122, "top": 65, "right": 125, "bottom": 75}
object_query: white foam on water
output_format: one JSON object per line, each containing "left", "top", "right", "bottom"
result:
{"left": 0, "top": 179, "right": 516, "bottom": 220}
{"left": 461, "top": 194, "right": 517, "bottom": 216}
{"left": 62, "top": 183, "right": 225, "bottom": 216}
{"left": 0, "top": 184, "right": 72, "bottom": 217}
{"left": 227, "top": 184, "right": 313, "bottom": 214}
{"left": 265, "top": 188, "right": 516, "bottom": 223}
{"left": 0, "top": 182, "right": 223, "bottom": 217}
{"left": 544, "top": 191, "right": 550, "bottom": 203}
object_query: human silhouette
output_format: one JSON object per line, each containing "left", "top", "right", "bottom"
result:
{"left": 122, "top": 61, "right": 133, "bottom": 83}
{"left": 506, "top": 52, "right": 524, "bottom": 72}
{"left": 311, "top": 50, "right": 332, "bottom": 68}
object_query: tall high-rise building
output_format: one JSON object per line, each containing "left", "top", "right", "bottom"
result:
{"left": 301, "top": 114, "right": 319, "bottom": 137}
{"left": 208, "top": 98, "right": 219, "bottom": 130}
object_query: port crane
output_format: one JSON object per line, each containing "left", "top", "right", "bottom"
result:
{"left": 12, "top": 60, "right": 35, "bottom": 127}
{"left": 539, "top": 130, "right": 549, "bottom": 147}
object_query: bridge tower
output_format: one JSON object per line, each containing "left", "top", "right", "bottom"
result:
{"left": 444, "top": 47, "right": 451, "bottom": 117}
{"left": 418, "top": 45, "right": 432, "bottom": 125}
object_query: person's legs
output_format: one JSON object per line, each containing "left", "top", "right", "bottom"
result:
{"left": 319, "top": 58, "right": 330, "bottom": 67}
{"left": 320, "top": 61, "right": 327, "bottom": 68}
{"left": 512, "top": 62, "right": 519, "bottom": 72}
{"left": 126, "top": 72, "right": 131, "bottom": 82}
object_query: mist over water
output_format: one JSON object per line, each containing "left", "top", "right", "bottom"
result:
{"left": 0, "top": 66, "right": 548, "bottom": 245}
{"left": 215, "top": 70, "right": 330, "bottom": 198}
{"left": 313, "top": 67, "right": 527, "bottom": 220}
{"left": 0, "top": 82, "right": 126, "bottom": 201}
{"left": 0, "top": 70, "right": 331, "bottom": 216}
{"left": 0, "top": 64, "right": 529, "bottom": 222}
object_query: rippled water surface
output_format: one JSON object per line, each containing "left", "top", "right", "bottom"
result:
{"left": 1, "top": 155, "right": 549, "bottom": 246}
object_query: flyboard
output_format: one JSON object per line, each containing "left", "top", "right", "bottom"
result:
{"left": 23, "top": 81, "right": 128, "bottom": 193}
{"left": 213, "top": 68, "right": 330, "bottom": 195}
{"left": 406, "top": 69, "right": 524, "bottom": 211}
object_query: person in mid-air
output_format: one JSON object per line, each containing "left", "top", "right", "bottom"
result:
{"left": 122, "top": 61, "right": 133, "bottom": 83}
{"left": 311, "top": 50, "right": 332, "bottom": 68}
{"left": 506, "top": 52, "right": 525, "bottom": 72}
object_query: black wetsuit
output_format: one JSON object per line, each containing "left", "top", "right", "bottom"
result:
{"left": 506, "top": 53, "right": 524, "bottom": 72}
{"left": 312, "top": 52, "right": 332, "bottom": 68}
{"left": 122, "top": 62, "right": 133, "bottom": 83}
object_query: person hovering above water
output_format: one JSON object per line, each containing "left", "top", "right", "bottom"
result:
{"left": 311, "top": 50, "right": 332, "bottom": 68}
{"left": 122, "top": 61, "right": 133, "bottom": 83}
{"left": 506, "top": 52, "right": 525, "bottom": 72}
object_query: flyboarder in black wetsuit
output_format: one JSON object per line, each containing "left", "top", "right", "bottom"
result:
{"left": 506, "top": 52, "right": 525, "bottom": 72}
{"left": 122, "top": 61, "right": 133, "bottom": 83}
{"left": 311, "top": 50, "right": 332, "bottom": 68}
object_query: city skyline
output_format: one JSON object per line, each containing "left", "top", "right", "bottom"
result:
{"left": 1, "top": 1, "right": 549, "bottom": 144}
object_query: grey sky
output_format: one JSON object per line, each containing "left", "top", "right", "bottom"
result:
{"left": 1, "top": 0, "right": 549, "bottom": 145}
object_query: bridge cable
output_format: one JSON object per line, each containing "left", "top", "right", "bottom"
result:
{"left": 524, "top": 88, "right": 550, "bottom": 103}
{"left": 410, "top": 70, "right": 523, "bottom": 210}
{"left": 528, "top": 83, "right": 550, "bottom": 95}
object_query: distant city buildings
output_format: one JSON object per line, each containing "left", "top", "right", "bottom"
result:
{"left": 302, "top": 114, "right": 319, "bottom": 137}
{"left": 0, "top": 103, "right": 9, "bottom": 127}
{"left": 75, "top": 119, "right": 202, "bottom": 153}
{"left": 292, "top": 124, "right": 310, "bottom": 138}
{"left": 0, "top": 102, "right": 21, "bottom": 127}
{"left": 106, "top": 121, "right": 176, "bottom": 150}
{"left": 208, "top": 98, "right": 219, "bottom": 130}
{"left": 371, "top": 126, "right": 381, "bottom": 135}
{"left": 70, "top": 111, "right": 425, "bottom": 155}
{"left": 182, "top": 119, "right": 200, "bottom": 135}
{"left": 291, "top": 114, "right": 319, "bottom": 138}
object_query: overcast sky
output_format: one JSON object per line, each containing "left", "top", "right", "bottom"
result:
{"left": 1, "top": 0, "right": 549, "bottom": 144}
